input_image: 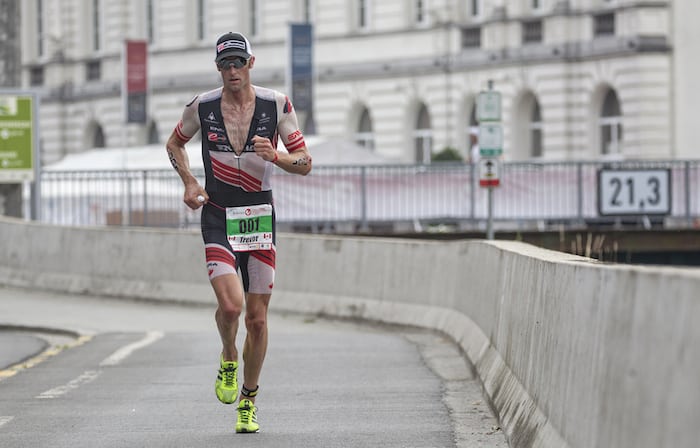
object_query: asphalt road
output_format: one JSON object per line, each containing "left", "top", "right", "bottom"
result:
{"left": 0, "top": 286, "right": 508, "bottom": 448}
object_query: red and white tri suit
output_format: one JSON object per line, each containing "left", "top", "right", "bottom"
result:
{"left": 174, "top": 85, "right": 306, "bottom": 293}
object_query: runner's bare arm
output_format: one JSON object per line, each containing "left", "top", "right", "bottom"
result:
{"left": 166, "top": 98, "right": 207, "bottom": 209}
{"left": 252, "top": 134, "right": 312, "bottom": 176}
{"left": 270, "top": 94, "right": 312, "bottom": 176}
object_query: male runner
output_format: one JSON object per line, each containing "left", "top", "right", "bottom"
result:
{"left": 165, "top": 32, "right": 312, "bottom": 433}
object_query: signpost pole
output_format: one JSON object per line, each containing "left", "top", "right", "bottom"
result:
{"left": 477, "top": 80, "right": 502, "bottom": 240}
{"left": 487, "top": 185, "right": 494, "bottom": 240}
{"left": 31, "top": 92, "right": 40, "bottom": 220}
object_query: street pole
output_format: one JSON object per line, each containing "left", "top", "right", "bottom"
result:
{"left": 478, "top": 80, "right": 501, "bottom": 240}
{"left": 0, "top": 0, "right": 24, "bottom": 219}
{"left": 487, "top": 185, "right": 494, "bottom": 240}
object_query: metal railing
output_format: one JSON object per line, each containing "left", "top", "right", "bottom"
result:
{"left": 39, "top": 160, "right": 700, "bottom": 233}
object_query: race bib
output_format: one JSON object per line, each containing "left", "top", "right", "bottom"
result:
{"left": 226, "top": 204, "right": 273, "bottom": 251}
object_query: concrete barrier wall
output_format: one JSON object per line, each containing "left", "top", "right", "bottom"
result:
{"left": 1, "top": 216, "right": 699, "bottom": 448}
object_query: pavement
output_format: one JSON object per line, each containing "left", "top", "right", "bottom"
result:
{"left": 0, "top": 285, "right": 508, "bottom": 447}
{"left": 0, "top": 332, "right": 48, "bottom": 370}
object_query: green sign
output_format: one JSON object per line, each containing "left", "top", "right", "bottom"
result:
{"left": 477, "top": 91, "right": 501, "bottom": 122}
{"left": 0, "top": 94, "right": 35, "bottom": 182}
{"left": 478, "top": 123, "right": 503, "bottom": 157}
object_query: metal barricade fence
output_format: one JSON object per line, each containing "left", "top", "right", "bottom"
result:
{"left": 39, "top": 160, "right": 700, "bottom": 231}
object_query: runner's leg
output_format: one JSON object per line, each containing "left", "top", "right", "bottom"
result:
{"left": 212, "top": 274, "right": 245, "bottom": 361}
{"left": 240, "top": 292, "right": 271, "bottom": 403}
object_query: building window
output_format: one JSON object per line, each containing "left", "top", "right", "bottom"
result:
{"left": 461, "top": 27, "right": 481, "bottom": 48}
{"left": 146, "top": 0, "right": 155, "bottom": 44}
{"left": 471, "top": 0, "right": 480, "bottom": 17}
{"left": 594, "top": 12, "right": 615, "bottom": 37}
{"left": 196, "top": 0, "right": 205, "bottom": 41}
{"left": 250, "top": 0, "right": 260, "bottom": 37}
{"left": 532, "top": 0, "right": 541, "bottom": 10}
{"left": 30, "top": 66, "right": 44, "bottom": 86}
{"left": 523, "top": 20, "right": 543, "bottom": 44}
{"left": 355, "top": 108, "right": 374, "bottom": 151}
{"left": 357, "top": 0, "right": 370, "bottom": 30}
{"left": 93, "top": 124, "right": 106, "bottom": 148}
{"left": 92, "top": 0, "right": 101, "bottom": 51}
{"left": 86, "top": 60, "right": 101, "bottom": 81}
{"left": 530, "top": 100, "right": 543, "bottom": 157}
{"left": 415, "top": 0, "right": 427, "bottom": 25}
{"left": 36, "top": 0, "right": 45, "bottom": 57}
{"left": 303, "top": 0, "right": 312, "bottom": 23}
{"left": 414, "top": 104, "right": 432, "bottom": 164}
{"left": 600, "top": 89, "right": 623, "bottom": 155}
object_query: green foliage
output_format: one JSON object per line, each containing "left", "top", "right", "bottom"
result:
{"left": 432, "top": 146, "right": 463, "bottom": 162}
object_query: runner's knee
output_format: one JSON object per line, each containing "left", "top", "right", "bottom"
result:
{"left": 217, "top": 301, "right": 243, "bottom": 322}
{"left": 245, "top": 312, "right": 267, "bottom": 336}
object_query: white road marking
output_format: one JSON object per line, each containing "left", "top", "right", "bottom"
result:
{"left": 0, "top": 416, "right": 14, "bottom": 428}
{"left": 100, "top": 331, "right": 164, "bottom": 367}
{"left": 34, "top": 331, "right": 163, "bottom": 400}
{"left": 36, "top": 370, "right": 102, "bottom": 399}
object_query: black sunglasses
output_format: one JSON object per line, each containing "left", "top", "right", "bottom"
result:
{"left": 217, "top": 57, "right": 249, "bottom": 70}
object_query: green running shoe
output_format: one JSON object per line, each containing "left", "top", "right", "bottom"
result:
{"left": 236, "top": 399, "right": 260, "bottom": 433}
{"left": 215, "top": 357, "right": 238, "bottom": 404}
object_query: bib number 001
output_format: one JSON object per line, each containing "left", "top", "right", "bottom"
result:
{"left": 597, "top": 169, "right": 671, "bottom": 216}
{"left": 226, "top": 204, "right": 273, "bottom": 251}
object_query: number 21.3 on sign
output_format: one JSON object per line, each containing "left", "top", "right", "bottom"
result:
{"left": 597, "top": 169, "right": 671, "bottom": 216}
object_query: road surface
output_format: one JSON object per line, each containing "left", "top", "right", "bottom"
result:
{"left": 0, "top": 286, "right": 507, "bottom": 447}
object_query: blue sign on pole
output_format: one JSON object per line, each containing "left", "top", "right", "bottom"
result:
{"left": 288, "top": 23, "right": 314, "bottom": 133}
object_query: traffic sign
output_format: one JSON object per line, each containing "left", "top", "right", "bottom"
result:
{"left": 598, "top": 169, "right": 671, "bottom": 215}
{"left": 477, "top": 91, "right": 501, "bottom": 122}
{"left": 478, "top": 123, "right": 503, "bottom": 157}
{"left": 0, "top": 93, "right": 36, "bottom": 182}
{"left": 479, "top": 158, "right": 500, "bottom": 187}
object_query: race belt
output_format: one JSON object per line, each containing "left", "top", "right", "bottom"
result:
{"left": 226, "top": 204, "right": 273, "bottom": 251}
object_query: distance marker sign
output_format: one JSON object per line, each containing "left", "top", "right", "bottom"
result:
{"left": 0, "top": 94, "right": 35, "bottom": 182}
{"left": 598, "top": 168, "right": 671, "bottom": 216}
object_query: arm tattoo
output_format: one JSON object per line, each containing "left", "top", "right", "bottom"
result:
{"left": 292, "top": 156, "right": 310, "bottom": 166}
{"left": 167, "top": 149, "right": 180, "bottom": 172}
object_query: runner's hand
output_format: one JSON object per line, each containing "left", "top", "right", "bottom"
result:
{"left": 184, "top": 183, "right": 208, "bottom": 210}
{"left": 252, "top": 135, "right": 277, "bottom": 162}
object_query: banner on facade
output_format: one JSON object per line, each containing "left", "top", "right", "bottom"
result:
{"left": 287, "top": 23, "right": 315, "bottom": 133}
{"left": 0, "top": 93, "right": 36, "bottom": 182}
{"left": 124, "top": 40, "right": 148, "bottom": 124}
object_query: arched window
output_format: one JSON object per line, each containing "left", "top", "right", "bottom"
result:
{"left": 414, "top": 104, "right": 432, "bottom": 164}
{"left": 600, "top": 89, "right": 623, "bottom": 155}
{"left": 93, "top": 124, "right": 106, "bottom": 148}
{"left": 469, "top": 103, "right": 478, "bottom": 127}
{"left": 147, "top": 121, "right": 159, "bottom": 144}
{"left": 355, "top": 107, "right": 374, "bottom": 150}
{"left": 530, "top": 100, "right": 543, "bottom": 157}
{"left": 513, "top": 91, "right": 542, "bottom": 160}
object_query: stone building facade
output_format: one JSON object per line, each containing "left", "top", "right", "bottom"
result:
{"left": 18, "top": 0, "right": 699, "bottom": 165}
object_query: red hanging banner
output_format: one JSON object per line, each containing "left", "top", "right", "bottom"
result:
{"left": 124, "top": 40, "right": 148, "bottom": 124}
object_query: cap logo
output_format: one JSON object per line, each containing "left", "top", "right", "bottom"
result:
{"left": 217, "top": 40, "right": 247, "bottom": 54}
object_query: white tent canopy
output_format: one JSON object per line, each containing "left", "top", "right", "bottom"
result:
{"left": 45, "top": 136, "right": 392, "bottom": 171}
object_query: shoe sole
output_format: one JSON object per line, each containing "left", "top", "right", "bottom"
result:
{"left": 215, "top": 389, "right": 237, "bottom": 404}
